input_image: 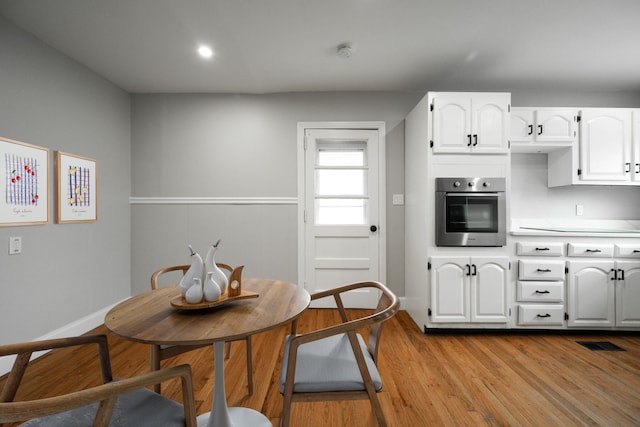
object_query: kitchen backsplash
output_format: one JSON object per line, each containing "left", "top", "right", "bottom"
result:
{"left": 510, "top": 153, "right": 640, "bottom": 220}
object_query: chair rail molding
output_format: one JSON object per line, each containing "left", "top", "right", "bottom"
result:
{"left": 130, "top": 196, "right": 298, "bottom": 205}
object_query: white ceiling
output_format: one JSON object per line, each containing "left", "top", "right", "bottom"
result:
{"left": 1, "top": 0, "right": 639, "bottom": 94}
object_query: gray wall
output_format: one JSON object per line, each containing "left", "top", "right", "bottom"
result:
{"left": 0, "top": 16, "right": 131, "bottom": 344}
{"left": 130, "top": 93, "right": 421, "bottom": 297}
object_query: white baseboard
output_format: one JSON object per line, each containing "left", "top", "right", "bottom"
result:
{"left": 0, "top": 299, "right": 127, "bottom": 376}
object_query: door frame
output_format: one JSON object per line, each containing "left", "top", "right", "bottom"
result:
{"left": 297, "top": 121, "right": 387, "bottom": 291}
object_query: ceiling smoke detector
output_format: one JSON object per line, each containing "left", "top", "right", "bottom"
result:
{"left": 337, "top": 43, "right": 353, "bottom": 58}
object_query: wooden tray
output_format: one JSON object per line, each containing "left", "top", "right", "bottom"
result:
{"left": 170, "top": 290, "right": 259, "bottom": 310}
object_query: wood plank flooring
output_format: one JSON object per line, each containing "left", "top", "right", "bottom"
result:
{"left": 2, "top": 310, "right": 639, "bottom": 426}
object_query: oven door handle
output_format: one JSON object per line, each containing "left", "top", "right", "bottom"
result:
{"left": 445, "top": 192, "right": 501, "bottom": 197}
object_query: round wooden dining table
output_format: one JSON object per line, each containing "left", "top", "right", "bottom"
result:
{"left": 105, "top": 277, "right": 310, "bottom": 427}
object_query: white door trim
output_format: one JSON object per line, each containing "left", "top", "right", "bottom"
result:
{"left": 297, "top": 121, "right": 386, "bottom": 292}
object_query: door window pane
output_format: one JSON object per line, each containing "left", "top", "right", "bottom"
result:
{"left": 315, "top": 199, "right": 367, "bottom": 225}
{"left": 316, "top": 169, "right": 366, "bottom": 195}
{"left": 317, "top": 149, "right": 364, "bottom": 167}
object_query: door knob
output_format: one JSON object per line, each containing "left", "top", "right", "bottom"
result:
{"left": 370, "top": 225, "right": 378, "bottom": 232}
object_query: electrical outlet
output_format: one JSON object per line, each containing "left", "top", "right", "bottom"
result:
{"left": 576, "top": 204, "right": 584, "bottom": 216}
{"left": 9, "top": 236, "right": 22, "bottom": 255}
{"left": 392, "top": 194, "right": 404, "bottom": 206}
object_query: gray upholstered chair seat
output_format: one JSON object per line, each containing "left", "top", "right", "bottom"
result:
{"left": 279, "top": 333, "right": 382, "bottom": 393}
{"left": 20, "top": 387, "right": 185, "bottom": 427}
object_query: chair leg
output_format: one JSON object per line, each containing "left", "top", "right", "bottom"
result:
{"left": 245, "top": 336, "right": 253, "bottom": 395}
{"left": 150, "top": 345, "right": 162, "bottom": 394}
{"left": 280, "top": 392, "right": 292, "bottom": 427}
{"left": 368, "top": 390, "right": 387, "bottom": 427}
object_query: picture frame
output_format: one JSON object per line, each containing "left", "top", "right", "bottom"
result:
{"left": 56, "top": 151, "right": 98, "bottom": 223}
{"left": 0, "top": 136, "right": 50, "bottom": 226}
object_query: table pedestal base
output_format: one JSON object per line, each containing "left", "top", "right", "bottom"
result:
{"left": 197, "top": 408, "right": 271, "bottom": 427}
{"left": 198, "top": 341, "right": 271, "bottom": 427}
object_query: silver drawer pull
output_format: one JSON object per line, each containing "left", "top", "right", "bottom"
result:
{"left": 535, "top": 290, "right": 550, "bottom": 294}
{"left": 536, "top": 268, "right": 552, "bottom": 272}
{"left": 536, "top": 314, "right": 551, "bottom": 318}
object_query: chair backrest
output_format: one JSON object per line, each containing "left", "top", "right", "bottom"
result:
{"left": 303, "top": 281, "right": 399, "bottom": 363}
{"left": 150, "top": 263, "right": 233, "bottom": 290}
{"left": 0, "top": 335, "right": 197, "bottom": 427}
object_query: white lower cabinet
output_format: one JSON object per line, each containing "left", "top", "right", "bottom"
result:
{"left": 567, "top": 260, "right": 640, "bottom": 328}
{"left": 430, "top": 256, "right": 509, "bottom": 324}
{"left": 615, "top": 260, "right": 640, "bottom": 327}
{"left": 515, "top": 252, "right": 566, "bottom": 328}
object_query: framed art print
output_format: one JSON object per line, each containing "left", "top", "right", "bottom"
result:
{"left": 56, "top": 151, "right": 98, "bottom": 223}
{"left": 1, "top": 136, "right": 50, "bottom": 226}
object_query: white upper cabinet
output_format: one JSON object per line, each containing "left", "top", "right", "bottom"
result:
{"left": 511, "top": 108, "right": 578, "bottom": 152}
{"left": 548, "top": 108, "right": 638, "bottom": 186}
{"left": 633, "top": 110, "right": 640, "bottom": 182}
{"left": 580, "top": 108, "right": 632, "bottom": 182}
{"left": 432, "top": 92, "right": 510, "bottom": 154}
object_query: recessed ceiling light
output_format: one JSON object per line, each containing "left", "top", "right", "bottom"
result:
{"left": 197, "top": 45, "right": 214, "bottom": 59}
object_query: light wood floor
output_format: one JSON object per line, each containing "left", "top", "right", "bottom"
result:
{"left": 2, "top": 310, "right": 639, "bottom": 426}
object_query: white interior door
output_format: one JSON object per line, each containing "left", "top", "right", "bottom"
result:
{"left": 299, "top": 124, "right": 385, "bottom": 308}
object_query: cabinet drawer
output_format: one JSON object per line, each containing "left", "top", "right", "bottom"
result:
{"left": 516, "top": 242, "right": 564, "bottom": 256}
{"left": 518, "top": 260, "right": 565, "bottom": 281}
{"left": 518, "top": 305, "right": 565, "bottom": 326}
{"left": 517, "top": 281, "right": 564, "bottom": 302}
{"left": 615, "top": 243, "right": 640, "bottom": 258}
{"left": 567, "top": 243, "right": 613, "bottom": 257}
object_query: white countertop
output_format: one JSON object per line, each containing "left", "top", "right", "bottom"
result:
{"left": 511, "top": 219, "right": 640, "bottom": 238}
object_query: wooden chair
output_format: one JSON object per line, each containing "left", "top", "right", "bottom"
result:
{"left": 0, "top": 334, "right": 196, "bottom": 427}
{"left": 150, "top": 263, "right": 253, "bottom": 394}
{"left": 279, "top": 281, "right": 399, "bottom": 427}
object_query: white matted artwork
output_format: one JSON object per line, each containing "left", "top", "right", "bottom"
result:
{"left": 56, "top": 151, "right": 98, "bottom": 223}
{"left": 0, "top": 136, "right": 50, "bottom": 226}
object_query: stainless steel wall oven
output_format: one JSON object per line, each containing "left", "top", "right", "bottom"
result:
{"left": 436, "top": 177, "right": 506, "bottom": 247}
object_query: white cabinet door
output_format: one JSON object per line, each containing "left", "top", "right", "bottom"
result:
{"left": 567, "top": 260, "right": 615, "bottom": 327}
{"left": 633, "top": 110, "right": 640, "bottom": 182}
{"left": 510, "top": 108, "right": 534, "bottom": 143}
{"left": 580, "top": 109, "right": 632, "bottom": 182}
{"left": 430, "top": 256, "right": 509, "bottom": 324}
{"left": 432, "top": 93, "right": 509, "bottom": 154}
{"left": 430, "top": 257, "right": 469, "bottom": 322}
{"left": 535, "top": 109, "right": 577, "bottom": 142}
{"left": 471, "top": 94, "right": 510, "bottom": 153}
{"left": 471, "top": 257, "right": 509, "bottom": 322}
{"left": 432, "top": 94, "right": 472, "bottom": 154}
{"left": 616, "top": 260, "right": 640, "bottom": 327}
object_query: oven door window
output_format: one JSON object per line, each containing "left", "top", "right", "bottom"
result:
{"left": 445, "top": 194, "right": 498, "bottom": 233}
